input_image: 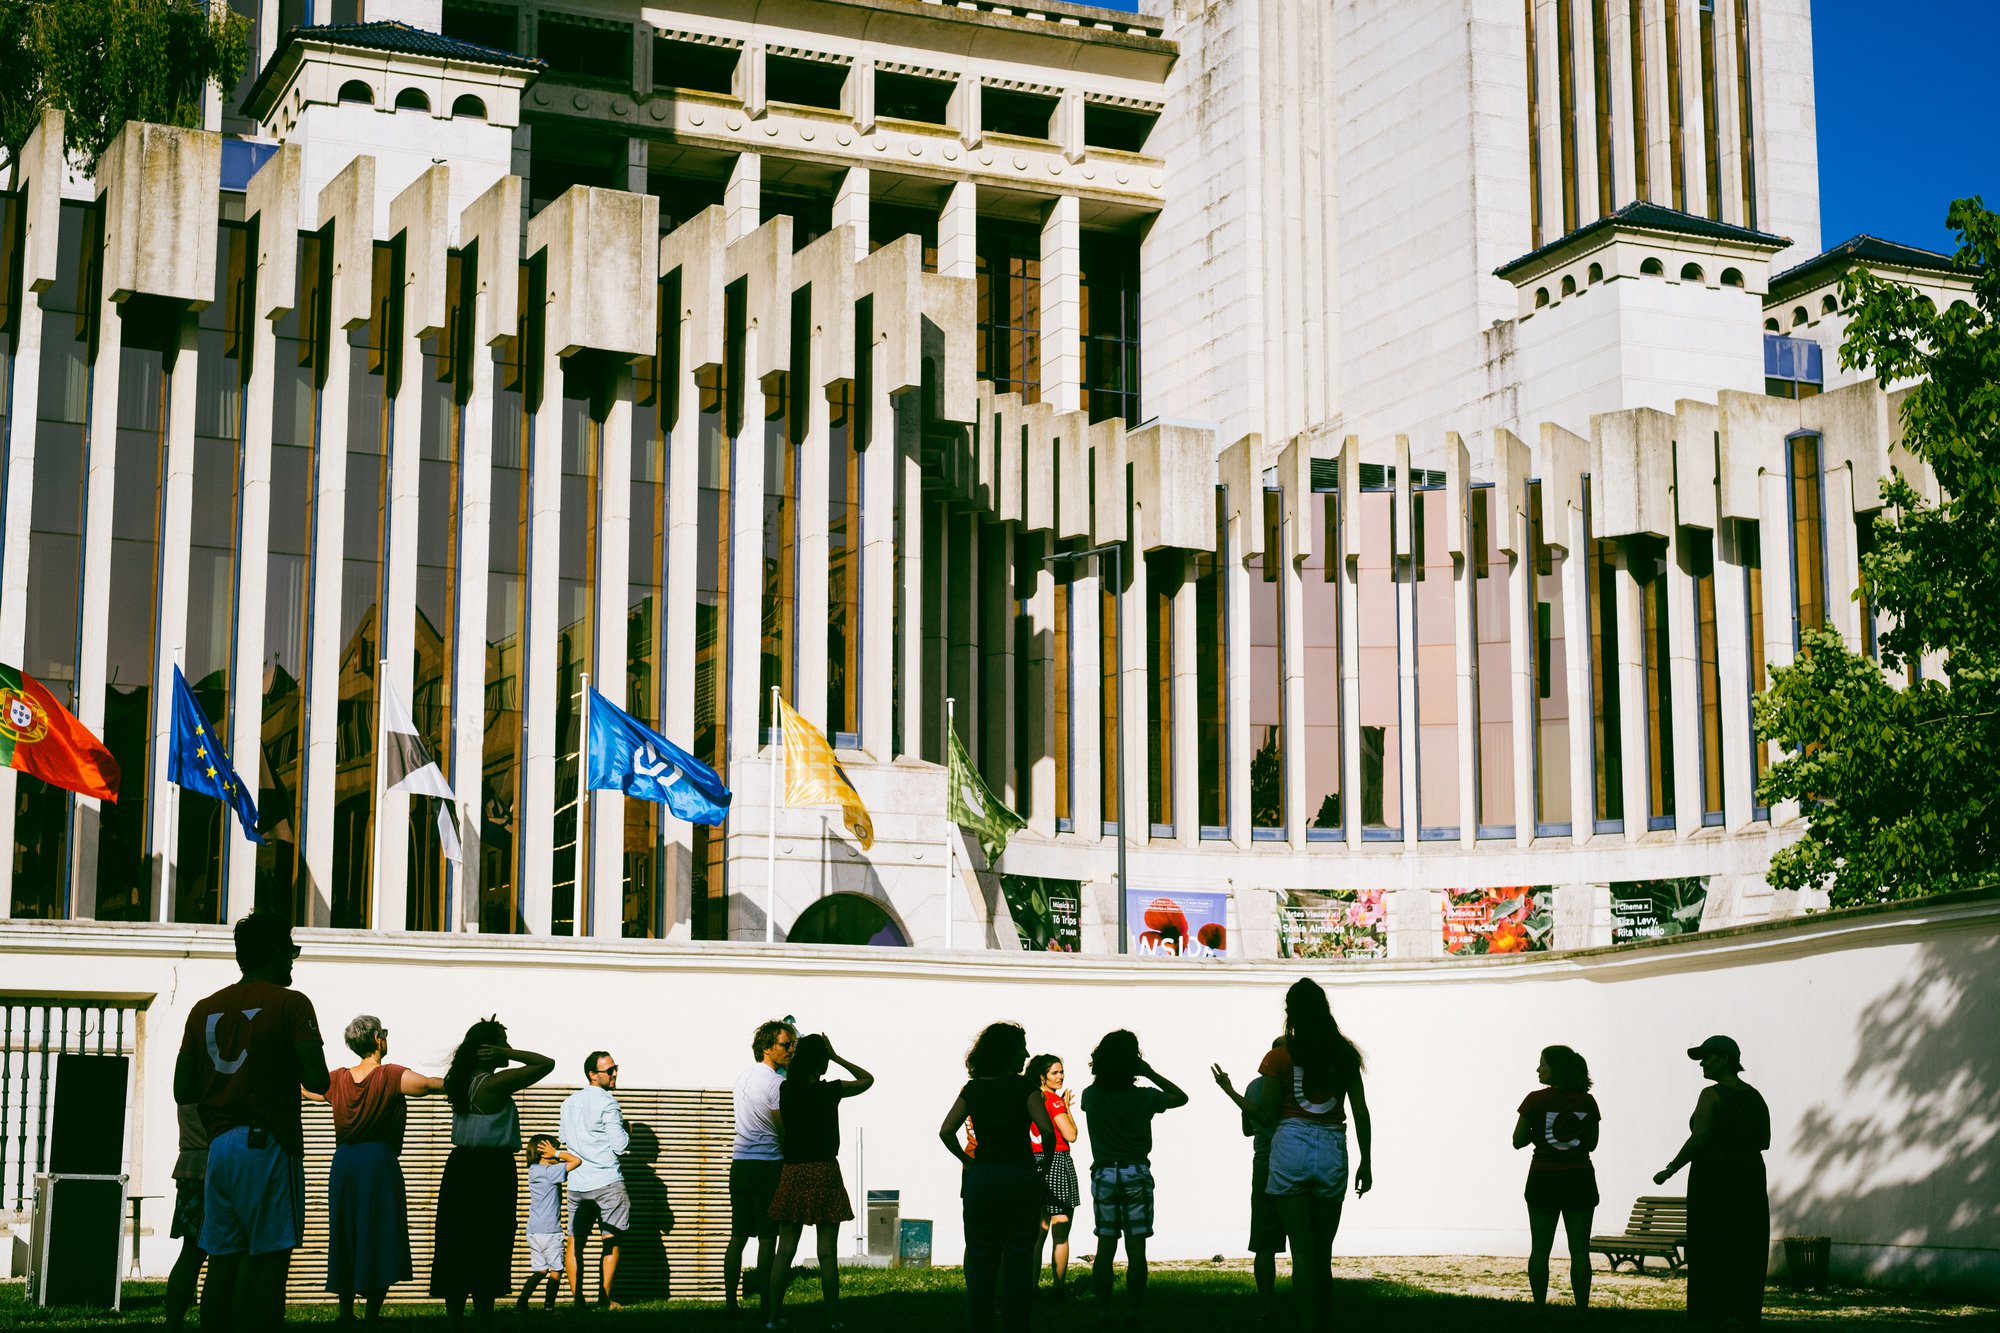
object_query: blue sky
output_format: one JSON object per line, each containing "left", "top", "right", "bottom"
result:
{"left": 1080, "top": 0, "right": 1995, "bottom": 257}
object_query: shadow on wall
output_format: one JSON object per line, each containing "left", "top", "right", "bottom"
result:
{"left": 1772, "top": 929, "right": 2000, "bottom": 1292}
{"left": 583, "top": 1121, "right": 676, "bottom": 1302}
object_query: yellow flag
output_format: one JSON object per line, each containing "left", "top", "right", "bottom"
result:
{"left": 779, "top": 697, "right": 873, "bottom": 849}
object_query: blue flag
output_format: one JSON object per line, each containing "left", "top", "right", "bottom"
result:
{"left": 168, "top": 665, "right": 265, "bottom": 844}
{"left": 585, "top": 687, "right": 730, "bottom": 826}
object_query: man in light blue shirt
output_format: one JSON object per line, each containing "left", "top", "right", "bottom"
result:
{"left": 560, "top": 1051, "right": 631, "bottom": 1309}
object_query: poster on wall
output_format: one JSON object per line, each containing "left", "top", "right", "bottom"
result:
{"left": 1442, "top": 886, "right": 1552, "bottom": 955}
{"left": 998, "top": 875, "right": 1083, "bottom": 952}
{"left": 1126, "top": 889, "right": 1229, "bottom": 959}
{"left": 1610, "top": 878, "right": 1709, "bottom": 943}
{"left": 1278, "top": 890, "right": 1388, "bottom": 959}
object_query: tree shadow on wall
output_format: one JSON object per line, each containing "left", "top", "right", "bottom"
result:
{"left": 1770, "top": 928, "right": 2000, "bottom": 1291}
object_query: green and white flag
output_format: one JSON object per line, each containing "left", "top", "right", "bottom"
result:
{"left": 947, "top": 723, "right": 1025, "bottom": 869}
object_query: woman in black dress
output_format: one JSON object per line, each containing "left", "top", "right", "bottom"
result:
{"left": 1655, "top": 1034, "right": 1772, "bottom": 1325}
{"left": 937, "top": 1022, "right": 1059, "bottom": 1333}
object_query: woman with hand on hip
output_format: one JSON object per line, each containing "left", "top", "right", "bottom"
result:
{"left": 1024, "top": 1054, "right": 1079, "bottom": 1297}
{"left": 317, "top": 1015, "right": 444, "bottom": 1324}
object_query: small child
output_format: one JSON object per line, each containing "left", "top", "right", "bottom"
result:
{"left": 1079, "top": 1030, "right": 1188, "bottom": 1326}
{"left": 520, "top": 1134, "right": 581, "bottom": 1311}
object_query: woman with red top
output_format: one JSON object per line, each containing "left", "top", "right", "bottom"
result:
{"left": 1215, "top": 978, "right": 1372, "bottom": 1333}
{"left": 317, "top": 1014, "right": 444, "bottom": 1323}
{"left": 1024, "top": 1054, "right": 1080, "bottom": 1297}
{"left": 1513, "top": 1045, "right": 1601, "bottom": 1311}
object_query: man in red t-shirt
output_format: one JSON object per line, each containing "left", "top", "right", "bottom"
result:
{"left": 174, "top": 911, "right": 330, "bottom": 1331}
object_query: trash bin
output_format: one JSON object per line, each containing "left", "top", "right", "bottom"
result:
{"left": 1783, "top": 1235, "right": 1831, "bottom": 1289}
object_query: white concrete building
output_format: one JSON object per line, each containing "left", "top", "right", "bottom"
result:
{"left": 0, "top": 0, "right": 1991, "bottom": 1297}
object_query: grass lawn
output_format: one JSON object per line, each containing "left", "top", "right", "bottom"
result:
{"left": 4, "top": 1259, "right": 1995, "bottom": 1330}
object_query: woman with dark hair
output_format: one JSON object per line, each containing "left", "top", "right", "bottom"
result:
{"left": 429, "top": 1019, "right": 554, "bottom": 1329}
{"left": 1656, "top": 1035, "right": 1771, "bottom": 1325}
{"left": 1024, "top": 1054, "right": 1079, "bottom": 1297}
{"left": 317, "top": 1014, "right": 444, "bottom": 1322}
{"left": 1513, "top": 1044, "right": 1601, "bottom": 1311}
{"left": 1214, "top": 978, "right": 1372, "bottom": 1333}
{"left": 937, "top": 1022, "right": 1058, "bottom": 1333}
{"left": 767, "top": 1033, "right": 874, "bottom": 1328}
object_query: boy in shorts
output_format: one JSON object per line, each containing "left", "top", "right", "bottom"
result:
{"left": 519, "top": 1135, "right": 582, "bottom": 1310}
{"left": 1079, "top": 1030, "right": 1188, "bottom": 1327}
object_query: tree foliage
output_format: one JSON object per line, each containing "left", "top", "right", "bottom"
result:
{"left": 0, "top": 0, "right": 249, "bottom": 170}
{"left": 1756, "top": 198, "right": 2000, "bottom": 904}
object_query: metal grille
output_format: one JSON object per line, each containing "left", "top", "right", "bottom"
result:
{"left": 286, "top": 1085, "right": 734, "bottom": 1304}
{"left": 0, "top": 999, "right": 143, "bottom": 1214}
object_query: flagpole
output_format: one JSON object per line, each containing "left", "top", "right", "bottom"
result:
{"left": 766, "top": 687, "right": 780, "bottom": 945}
{"left": 375, "top": 654, "right": 389, "bottom": 931}
{"left": 943, "top": 696, "right": 954, "bottom": 951}
{"left": 162, "top": 650, "right": 183, "bottom": 926}
{"left": 579, "top": 671, "right": 590, "bottom": 937}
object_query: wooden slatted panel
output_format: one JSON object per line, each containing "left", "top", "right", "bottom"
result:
{"left": 286, "top": 1086, "right": 733, "bottom": 1305}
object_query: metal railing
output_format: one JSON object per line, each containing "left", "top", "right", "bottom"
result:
{"left": 1, "top": 1000, "right": 141, "bottom": 1214}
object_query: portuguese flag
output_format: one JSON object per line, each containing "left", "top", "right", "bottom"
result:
{"left": 0, "top": 663, "right": 120, "bottom": 801}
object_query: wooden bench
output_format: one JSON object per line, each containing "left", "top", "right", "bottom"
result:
{"left": 1590, "top": 1195, "right": 1688, "bottom": 1272}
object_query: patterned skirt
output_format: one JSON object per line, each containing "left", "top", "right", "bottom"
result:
{"left": 768, "top": 1160, "right": 855, "bottom": 1227}
{"left": 1038, "top": 1150, "right": 1080, "bottom": 1216}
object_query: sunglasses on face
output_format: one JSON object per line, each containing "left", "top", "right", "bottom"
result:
{"left": 597, "top": 1065, "right": 619, "bottom": 1076}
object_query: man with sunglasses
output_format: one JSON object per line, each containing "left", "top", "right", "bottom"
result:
{"left": 561, "top": 1050, "right": 631, "bottom": 1309}
{"left": 173, "top": 910, "right": 329, "bottom": 1331}
{"left": 725, "top": 1019, "right": 796, "bottom": 1317}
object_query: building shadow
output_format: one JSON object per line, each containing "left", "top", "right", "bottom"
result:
{"left": 1769, "top": 929, "right": 2000, "bottom": 1291}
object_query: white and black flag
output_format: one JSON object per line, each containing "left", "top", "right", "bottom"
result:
{"left": 382, "top": 681, "right": 463, "bottom": 864}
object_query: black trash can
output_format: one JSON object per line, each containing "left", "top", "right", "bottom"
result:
{"left": 1783, "top": 1235, "right": 1831, "bottom": 1289}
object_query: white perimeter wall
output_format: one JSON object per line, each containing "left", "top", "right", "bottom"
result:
{"left": 4, "top": 891, "right": 1995, "bottom": 1295}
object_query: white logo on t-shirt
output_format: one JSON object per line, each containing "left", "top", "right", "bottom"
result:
{"left": 1541, "top": 1109, "right": 1588, "bottom": 1151}
{"left": 205, "top": 1008, "right": 262, "bottom": 1074}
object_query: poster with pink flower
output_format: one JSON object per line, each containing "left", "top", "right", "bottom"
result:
{"left": 1278, "top": 890, "right": 1388, "bottom": 959}
{"left": 1126, "top": 889, "right": 1229, "bottom": 959}
{"left": 1443, "top": 886, "right": 1553, "bottom": 955}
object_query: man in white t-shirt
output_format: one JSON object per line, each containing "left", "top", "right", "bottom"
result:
{"left": 723, "top": 1019, "right": 795, "bottom": 1315}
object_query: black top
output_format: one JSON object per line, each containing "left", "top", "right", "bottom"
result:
{"left": 962, "top": 1076, "right": 1036, "bottom": 1170}
{"left": 1695, "top": 1083, "right": 1771, "bottom": 1161}
{"left": 779, "top": 1079, "right": 843, "bottom": 1165}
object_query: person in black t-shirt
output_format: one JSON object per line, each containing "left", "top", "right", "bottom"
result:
{"left": 938, "top": 1022, "right": 1058, "bottom": 1333}
{"left": 1512, "top": 1044, "right": 1601, "bottom": 1311}
{"left": 767, "top": 1034, "right": 873, "bottom": 1328}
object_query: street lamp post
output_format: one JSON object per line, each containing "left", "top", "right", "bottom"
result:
{"left": 1045, "top": 541, "right": 1128, "bottom": 954}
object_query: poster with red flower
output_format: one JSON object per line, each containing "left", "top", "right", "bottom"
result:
{"left": 1126, "top": 889, "right": 1229, "bottom": 959}
{"left": 1278, "top": 890, "right": 1387, "bottom": 959}
{"left": 1442, "top": 885, "right": 1552, "bottom": 955}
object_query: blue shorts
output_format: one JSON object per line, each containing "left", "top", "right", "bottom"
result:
{"left": 529, "top": 1232, "right": 566, "bottom": 1271}
{"left": 201, "top": 1126, "right": 305, "bottom": 1257}
{"left": 1090, "top": 1163, "right": 1155, "bottom": 1239}
{"left": 1266, "top": 1119, "right": 1348, "bottom": 1200}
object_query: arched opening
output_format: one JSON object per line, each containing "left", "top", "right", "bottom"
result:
{"left": 1821, "top": 294, "right": 1839, "bottom": 315}
{"left": 1640, "top": 257, "right": 1665, "bottom": 276}
{"left": 452, "top": 94, "right": 488, "bottom": 120}
{"left": 1560, "top": 275, "right": 1577, "bottom": 297}
{"left": 1680, "top": 262, "right": 1705, "bottom": 283}
{"left": 788, "top": 893, "right": 910, "bottom": 947}
{"left": 1720, "top": 267, "right": 1744, "bottom": 287}
{"left": 395, "top": 87, "right": 431, "bottom": 112}
{"left": 1764, "top": 317, "right": 1780, "bottom": 332}
{"left": 1534, "top": 287, "right": 1550, "bottom": 308}
{"left": 1587, "top": 262, "right": 1603, "bottom": 284}
{"left": 1792, "top": 306, "right": 1809, "bottom": 327}
{"left": 338, "top": 80, "right": 374, "bottom": 105}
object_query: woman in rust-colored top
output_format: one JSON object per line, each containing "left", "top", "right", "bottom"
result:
{"left": 320, "top": 1014, "right": 443, "bottom": 1322}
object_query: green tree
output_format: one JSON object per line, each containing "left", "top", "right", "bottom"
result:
{"left": 1755, "top": 198, "right": 2000, "bottom": 905}
{"left": 0, "top": 0, "right": 249, "bottom": 170}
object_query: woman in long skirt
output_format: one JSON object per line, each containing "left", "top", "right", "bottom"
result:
{"left": 430, "top": 1019, "right": 554, "bottom": 1329}
{"left": 318, "top": 1014, "right": 443, "bottom": 1321}
{"left": 1655, "top": 1034, "right": 1772, "bottom": 1325}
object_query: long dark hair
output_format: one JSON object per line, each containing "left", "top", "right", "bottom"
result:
{"left": 444, "top": 1018, "right": 508, "bottom": 1113}
{"left": 1284, "top": 978, "right": 1363, "bottom": 1100}
{"left": 965, "top": 1022, "right": 1029, "bottom": 1079}
{"left": 1025, "top": 1053, "right": 1063, "bottom": 1089}
{"left": 790, "top": 1034, "right": 832, "bottom": 1082}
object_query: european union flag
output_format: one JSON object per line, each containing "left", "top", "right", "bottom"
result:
{"left": 585, "top": 687, "right": 730, "bottom": 826}
{"left": 168, "top": 665, "right": 265, "bottom": 844}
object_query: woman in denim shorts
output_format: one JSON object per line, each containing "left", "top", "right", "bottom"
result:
{"left": 1217, "top": 979, "right": 1372, "bottom": 1333}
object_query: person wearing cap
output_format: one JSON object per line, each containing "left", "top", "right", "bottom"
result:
{"left": 173, "top": 910, "right": 331, "bottom": 1331}
{"left": 1655, "top": 1035, "right": 1772, "bottom": 1325}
